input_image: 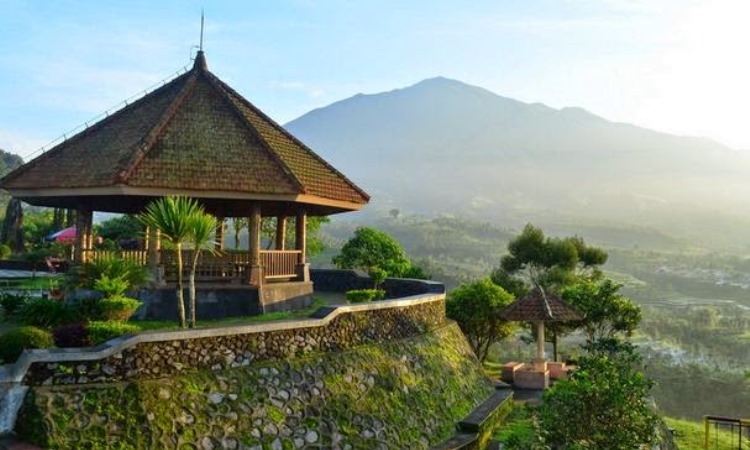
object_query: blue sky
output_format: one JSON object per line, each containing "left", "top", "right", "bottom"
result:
{"left": 2, "top": 0, "right": 749, "bottom": 160}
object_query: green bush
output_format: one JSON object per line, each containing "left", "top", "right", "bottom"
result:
{"left": 19, "top": 297, "right": 73, "bottom": 329}
{"left": 87, "top": 321, "right": 140, "bottom": 345}
{"left": 68, "top": 256, "right": 150, "bottom": 291}
{"left": 345, "top": 289, "right": 386, "bottom": 303}
{"left": 70, "top": 297, "right": 104, "bottom": 322}
{"left": 93, "top": 274, "right": 129, "bottom": 298}
{"left": 0, "top": 244, "right": 12, "bottom": 259}
{"left": 99, "top": 296, "right": 142, "bottom": 322}
{"left": 0, "top": 291, "right": 30, "bottom": 316}
{"left": 0, "top": 326, "right": 54, "bottom": 363}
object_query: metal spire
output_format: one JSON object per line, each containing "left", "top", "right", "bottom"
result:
{"left": 199, "top": 10, "right": 205, "bottom": 51}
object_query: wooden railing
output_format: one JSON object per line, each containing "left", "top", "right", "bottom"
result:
{"left": 81, "top": 250, "right": 149, "bottom": 265}
{"left": 261, "top": 250, "right": 301, "bottom": 279}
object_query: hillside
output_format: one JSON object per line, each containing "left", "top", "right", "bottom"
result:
{"left": 286, "top": 77, "right": 750, "bottom": 248}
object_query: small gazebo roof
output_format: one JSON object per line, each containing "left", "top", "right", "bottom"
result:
{"left": 499, "top": 288, "right": 582, "bottom": 322}
{"left": 0, "top": 51, "right": 369, "bottom": 216}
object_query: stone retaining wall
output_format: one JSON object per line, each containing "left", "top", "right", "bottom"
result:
{"left": 16, "top": 322, "right": 494, "bottom": 450}
{"left": 15, "top": 294, "right": 444, "bottom": 387}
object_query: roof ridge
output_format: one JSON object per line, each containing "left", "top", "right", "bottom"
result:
{"left": 0, "top": 71, "right": 194, "bottom": 188}
{"left": 200, "top": 71, "right": 307, "bottom": 194}
{"left": 115, "top": 71, "right": 200, "bottom": 184}
{"left": 206, "top": 73, "right": 370, "bottom": 202}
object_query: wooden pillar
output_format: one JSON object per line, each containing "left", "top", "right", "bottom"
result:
{"left": 295, "top": 208, "right": 309, "bottom": 282}
{"left": 215, "top": 218, "right": 225, "bottom": 251}
{"left": 295, "top": 209, "right": 306, "bottom": 264}
{"left": 534, "top": 321, "right": 547, "bottom": 371}
{"left": 147, "top": 227, "right": 161, "bottom": 284}
{"left": 75, "top": 206, "right": 93, "bottom": 263}
{"left": 248, "top": 203, "right": 263, "bottom": 286}
{"left": 275, "top": 216, "right": 286, "bottom": 250}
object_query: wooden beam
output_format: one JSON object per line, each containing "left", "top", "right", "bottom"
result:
{"left": 75, "top": 206, "right": 92, "bottom": 263}
{"left": 215, "top": 218, "right": 225, "bottom": 251}
{"left": 249, "top": 204, "right": 261, "bottom": 266}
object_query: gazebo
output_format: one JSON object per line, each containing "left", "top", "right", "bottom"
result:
{"left": 499, "top": 288, "right": 582, "bottom": 388}
{"left": 0, "top": 51, "right": 369, "bottom": 315}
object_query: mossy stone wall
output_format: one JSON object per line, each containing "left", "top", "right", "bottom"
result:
{"left": 17, "top": 322, "right": 493, "bottom": 450}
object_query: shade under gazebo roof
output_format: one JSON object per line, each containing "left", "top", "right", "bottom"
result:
{"left": 0, "top": 51, "right": 369, "bottom": 217}
{"left": 500, "top": 288, "right": 582, "bottom": 322}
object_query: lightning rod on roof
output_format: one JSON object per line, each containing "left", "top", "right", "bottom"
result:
{"left": 199, "top": 10, "right": 205, "bottom": 51}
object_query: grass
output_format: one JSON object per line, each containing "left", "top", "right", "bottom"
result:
{"left": 0, "top": 276, "right": 64, "bottom": 290}
{"left": 665, "top": 417, "right": 745, "bottom": 450}
{"left": 483, "top": 361, "right": 503, "bottom": 379}
{"left": 492, "top": 404, "right": 541, "bottom": 449}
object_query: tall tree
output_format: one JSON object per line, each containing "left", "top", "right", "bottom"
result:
{"left": 230, "top": 217, "right": 246, "bottom": 249}
{"left": 333, "top": 227, "right": 412, "bottom": 277}
{"left": 0, "top": 198, "right": 24, "bottom": 253}
{"left": 492, "top": 224, "right": 608, "bottom": 360}
{"left": 446, "top": 278, "right": 516, "bottom": 361}
{"left": 140, "top": 197, "right": 204, "bottom": 329}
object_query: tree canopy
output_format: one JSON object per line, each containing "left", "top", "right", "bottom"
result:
{"left": 446, "top": 278, "right": 515, "bottom": 361}
{"left": 333, "top": 227, "right": 412, "bottom": 277}
{"left": 494, "top": 223, "right": 607, "bottom": 295}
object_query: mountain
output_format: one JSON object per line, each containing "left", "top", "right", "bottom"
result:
{"left": 285, "top": 77, "right": 750, "bottom": 248}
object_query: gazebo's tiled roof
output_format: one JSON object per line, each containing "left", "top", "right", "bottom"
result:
{"left": 0, "top": 52, "right": 369, "bottom": 211}
{"left": 499, "top": 289, "right": 582, "bottom": 322}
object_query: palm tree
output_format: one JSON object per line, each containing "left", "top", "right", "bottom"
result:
{"left": 139, "top": 197, "right": 203, "bottom": 329}
{"left": 186, "top": 211, "right": 218, "bottom": 328}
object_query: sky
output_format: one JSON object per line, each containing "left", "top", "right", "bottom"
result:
{"left": 2, "top": 0, "right": 750, "bottom": 161}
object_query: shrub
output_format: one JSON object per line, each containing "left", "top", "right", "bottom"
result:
{"left": 368, "top": 267, "right": 387, "bottom": 290}
{"left": 0, "top": 291, "right": 30, "bottom": 317}
{"left": 0, "top": 244, "right": 11, "bottom": 259}
{"left": 87, "top": 321, "right": 140, "bottom": 345}
{"left": 93, "top": 274, "right": 129, "bottom": 298}
{"left": 68, "top": 256, "right": 150, "bottom": 291}
{"left": 0, "top": 326, "right": 54, "bottom": 363}
{"left": 70, "top": 296, "right": 104, "bottom": 322}
{"left": 345, "top": 289, "right": 386, "bottom": 303}
{"left": 19, "top": 297, "right": 73, "bottom": 329}
{"left": 53, "top": 322, "right": 91, "bottom": 348}
{"left": 99, "top": 295, "right": 142, "bottom": 322}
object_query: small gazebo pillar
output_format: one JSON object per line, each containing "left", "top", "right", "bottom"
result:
{"left": 75, "top": 205, "right": 93, "bottom": 263}
{"left": 215, "top": 217, "right": 225, "bottom": 251}
{"left": 295, "top": 208, "right": 309, "bottom": 282}
{"left": 248, "top": 203, "right": 263, "bottom": 286}
{"left": 275, "top": 215, "right": 286, "bottom": 250}
{"left": 534, "top": 321, "right": 546, "bottom": 371}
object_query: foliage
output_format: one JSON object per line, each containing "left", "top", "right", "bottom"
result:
{"left": 494, "top": 405, "right": 546, "bottom": 450}
{"left": 261, "top": 216, "right": 330, "bottom": 257}
{"left": 186, "top": 210, "right": 218, "bottom": 328}
{"left": 0, "top": 291, "right": 30, "bottom": 316}
{"left": 333, "top": 227, "right": 412, "bottom": 277}
{"left": 446, "top": 278, "right": 515, "bottom": 361}
{"left": 93, "top": 274, "right": 129, "bottom": 298}
{"left": 540, "top": 340, "right": 657, "bottom": 449}
{"left": 99, "top": 295, "right": 142, "bottom": 322}
{"left": 139, "top": 196, "right": 204, "bottom": 329}
{"left": 53, "top": 323, "right": 91, "bottom": 348}
{"left": 368, "top": 266, "right": 387, "bottom": 289}
{"left": 70, "top": 256, "right": 150, "bottom": 291}
{"left": 0, "top": 326, "right": 54, "bottom": 363}
{"left": 498, "top": 224, "right": 607, "bottom": 292}
{"left": 22, "top": 209, "right": 57, "bottom": 245}
{"left": 95, "top": 214, "right": 144, "bottom": 247}
{"left": 19, "top": 297, "right": 73, "bottom": 329}
{"left": 87, "top": 321, "right": 141, "bottom": 345}
{"left": 0, "top": 244, "right": 11, "bottom": 259}
{"left": 345, "top": 289, "right": 386, "bottom": 303}
{"left": 401, "top": 262, "right": 431, "bottom": 280}
{"left": 664, "top": 417, "right": 739, "bottom": 450}
{"left": 561, "top": 277, "right": 642, "bottom": 343}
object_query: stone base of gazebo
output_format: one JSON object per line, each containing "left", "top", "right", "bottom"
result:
{"left": 513, "top": 364, "right": 550, "bottom": 390}
{"left": 135, "top": 282, "right": 313, "bottom": 320}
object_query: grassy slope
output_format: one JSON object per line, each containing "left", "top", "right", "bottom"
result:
{"left": 665, "top": 417, "right": 742, "bottom": 450}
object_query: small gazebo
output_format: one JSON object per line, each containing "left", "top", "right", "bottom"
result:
{"left": 0, "top": 51, "right": 369, "bottom": 311}
{"left": 500, "top": 288, "right": 582, "bottom": 388}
